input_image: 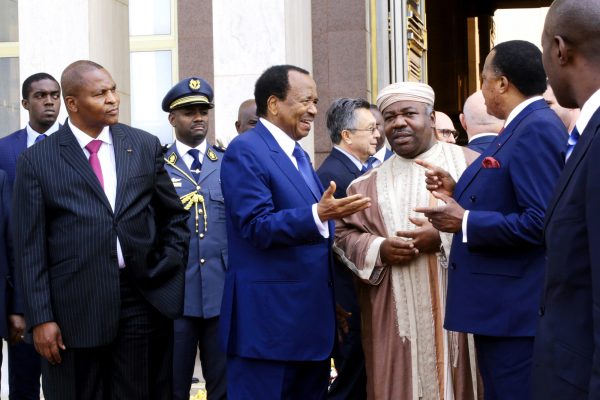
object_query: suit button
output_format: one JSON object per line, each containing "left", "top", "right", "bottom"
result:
{"left": 199, "top": 233, "right": 205, "bottom": 239}
{"left": 196, "top": 186, "right": 201, "bottom": 190}
{"left": 200, "top": 258, "right": 205, "bottom": 264}
{"left": 470, "top": 195, "right": 476, "bottom": 202}
{"left": 198, "top": 209, "right": 203, "bottom": 214}
{"left": 450, "top": 262, "right": 457, "bottom": 270}
{"left": 328, "top": 280, "right": 333, "bottom": 287}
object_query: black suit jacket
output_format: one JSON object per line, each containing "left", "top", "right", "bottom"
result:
{"left": 533, "top": 106, "right": 600, "bottom": 399}
{"left": 13, "top": 123, "right": 189, "bottom": 348}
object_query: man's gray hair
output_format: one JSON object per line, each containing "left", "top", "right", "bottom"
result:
{"left": 326, "top": 98, "right": 371, "bottom": 144}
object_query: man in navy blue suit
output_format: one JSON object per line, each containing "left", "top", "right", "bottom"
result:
{"left": 219, "top": 65, "right": 371, "bottom": 399}
{"left": 161, "top": 77, "right": 228, "bottom": 400}
{"left": 459, "top": 90, "right": 503, "bottom": 153}
{"left": 416, "top": 41, "right": 567, "bottom": 400}
{"left": 533, "top": 1, "right": 600, "bottom": 398}
{"left": 0, "top": 72, "right": 61, "bottom": 400}
{"left": 316, "top": 98, "right": 380, "bottom": 399}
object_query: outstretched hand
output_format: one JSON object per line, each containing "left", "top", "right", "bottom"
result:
{"left": 414, "top": 191, "right": 464, "bottom": 233}
{"left": 415, "top": 159, "right": 456, "bottom": 197}
{"left": 317, "top": 181, "right": 371, "bottom": 221}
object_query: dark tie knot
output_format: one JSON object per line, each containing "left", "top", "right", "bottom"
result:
{"left": 85, "top": 139, "right": 103, "bottom": 155}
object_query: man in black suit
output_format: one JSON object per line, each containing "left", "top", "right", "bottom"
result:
{"left": 316, "top": 97, "right": 379, "bottom": 399}
{"left": 12, "top": 60, "right": 189, "bottom": 399}
{"left": 534, "top": 1, "right": 600, "bottom": 398}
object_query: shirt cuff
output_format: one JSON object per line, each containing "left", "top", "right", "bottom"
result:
{"left": 462, "top": 210, "right": 469, "bottom": 243}
{"left": 312, "top": 203, "right": 329, "bottom": 238}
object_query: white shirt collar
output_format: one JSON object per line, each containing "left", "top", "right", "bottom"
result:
{"left": 26, "top": 120, "right": 60, "bottom": 147}
{"left": 260, "top": 117, "right": 297, "bottom": 159}
{"left": 333, "top": 145, "right": 364, "bottom": 170}
{"left": 575, "top": 88, "right": 600, "bottom": 135}
{"left": 504, "top": 96, "right": 543, "bottom": 128}
{"left": 372, "top": 145, "right": 388, "bottom": 164}
{"left": 175, "top": 139, "right": 207, "bottom": 159}
{"left": 468, "top": 133, "right": 498, "bottom": 142}
{"left": 68, "top": 120, "right": 112, "bottom": 149}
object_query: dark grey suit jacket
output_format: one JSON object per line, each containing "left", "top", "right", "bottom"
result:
{"left": 13, "top": 123, "right": 189, "bottom": 348}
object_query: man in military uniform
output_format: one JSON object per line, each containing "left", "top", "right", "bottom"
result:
{"left": 162, "top": 77, "right": 227, "bottom": 400}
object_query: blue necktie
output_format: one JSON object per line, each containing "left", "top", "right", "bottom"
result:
{"left": 34, "top": 134, "right": 47, "bottom": 144}
{"left": 361, "top": 156, "right": 377, "bottom": 173}
{"left": 188, "top": 149, "right": 202, "bottom": 182}
{"left": 565, "top": 127, "right": 580, "bottom": 161}
{"left": 293, "top": 143, "right": 321, "bottom": 200}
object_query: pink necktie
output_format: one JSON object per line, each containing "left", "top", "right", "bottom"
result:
{"left": 85, "top": 140, "right": 104, "bottom": 188}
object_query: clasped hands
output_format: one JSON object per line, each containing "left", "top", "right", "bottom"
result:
{"left": 413, "top": 159, "right": 464, "bottom": 233}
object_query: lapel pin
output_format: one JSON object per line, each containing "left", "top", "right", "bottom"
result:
{"left": 127, "top": 149, "right": 133, "bottom": 153}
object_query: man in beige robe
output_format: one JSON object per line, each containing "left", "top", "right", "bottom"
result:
{"left": 334, "top": 82, "right": 479, "bottom": 400}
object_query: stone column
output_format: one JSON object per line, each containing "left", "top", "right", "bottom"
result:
{"left": 18, "top": 0, "right": 130, "bottom": 126}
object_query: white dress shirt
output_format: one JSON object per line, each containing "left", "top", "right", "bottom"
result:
{"left": 26, "top": 120, "right": 60, "bottom": 148}
{"left": 260, "top": 118, "right": 329, "bottom": 238}
{"left": 175, "top": 139, "right": 208, "bottom": 171}
{"left": 575, "top": 88, "right": 600, "bottom": 135}
{"left": 69, "top": 120, "right": 125, "bottom": 268}
{"left": 372, "top": 145, "right": 389, "bottom": 167}
{"left": 462, "top": 96, "right": 542, "bottom": 243}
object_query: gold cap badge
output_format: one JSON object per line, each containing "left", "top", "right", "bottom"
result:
{"left": 189, "top": 79, "right": 201, "bottom": 91}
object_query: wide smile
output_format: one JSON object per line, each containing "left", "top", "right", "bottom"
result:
{"left": 299, "top": 118, "right": 313, "bottom": 130}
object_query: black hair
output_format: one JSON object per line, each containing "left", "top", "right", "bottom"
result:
{"left": 22, "top": 73, "right": 59, "bottom": 99}
{"left": 491, "top": 40, "right": 547, "bottom": 97}
{"left": 254, "top": 65, "right": 310, "bottom": 117}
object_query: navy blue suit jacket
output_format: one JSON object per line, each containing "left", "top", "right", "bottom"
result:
{"left": 164, "top": 144, "right": 227, "bottom": 319}
{"left": 467, "top": 134, "right": 497, "bottom": 153}
{"left": 0, "top": 128, "right": 28, "bottom": 186}
{"left": 533, "top": 106, "right": 600, "bottom": 399}
{"left": 12, "top": 123, "right": 189, "bottom": 348}
{"left": 445, "top": 99, "right": 567, "bottom": 336}
{"left": 317, "top": 147, "right": 362, "bottom": 199}
{"left": 0, "top": 171, "right": 19, "bottom": 338}
{"left": 219, "top": 121, "right": 336, "bottom": 361}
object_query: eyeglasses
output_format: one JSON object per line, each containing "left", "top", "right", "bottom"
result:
{"left": 348, "top": 127, "right": 378, "bottom": 134}
{"left": 437, "top": 129, "right": 458, "bottom": 139}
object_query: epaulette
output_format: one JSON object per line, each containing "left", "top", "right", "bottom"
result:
{"left": 213, "top": 138, "right": 227, "bottom": 152}
{"left": 162, "top": 142, "right": 174, "bottom": 154}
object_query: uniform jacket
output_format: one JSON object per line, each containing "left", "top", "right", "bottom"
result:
{"left": 0, "top": 170, "right": 18, "bottom": 338}
{"left": 533, "top": 106, "right": 600, "bottom": 399}
{"left": 445, "top": 99, "right": 566, "bottom": 336}
{"left": 218, "top": 121, "right": 336, "bottom": 361}
{"left": 12, "top": 123, "right": 189, "bottom": 348}
{"left": 164, "top": 143, "right": 227, "bottom": 319}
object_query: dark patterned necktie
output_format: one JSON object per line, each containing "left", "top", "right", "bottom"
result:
{"left": 188, "top": 149, "right": 202, "bottom": 182}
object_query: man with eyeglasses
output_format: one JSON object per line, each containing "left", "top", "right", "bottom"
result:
{"left": 434, "top": 111, "right": 458, "bottom": 143}
{"left": 316, "top": 98, "right": 380, "bottom": 399}
{"left": 334, "top": 82, "right": 480, "bottom": 399}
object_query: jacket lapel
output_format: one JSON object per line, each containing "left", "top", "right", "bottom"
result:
{"left": 257, "top": 122, "right": 320, "bottom": 204}
{"left": 58, "top": 125, "right": 113, "bottom": 212}
{"left": 198, "top": 145, "right": 219, "bottom": 184}
{"left": 455, "top": 99, "right": 547, "bottom": 200}
{"left": 331, "top": 147, "right": 362, "bottom": 179}
{"left": 112, "top": 125, "right": 131, "bottom": 216}
{"left": 544, "top": 107, "right": 600, "bottom": 228}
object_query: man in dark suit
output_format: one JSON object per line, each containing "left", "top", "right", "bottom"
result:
{"left": 459, "top": 90, "right": 504, "bottom": 153}
{"left": 12, "top": 60, "right": 189, "bottom": 399}
{"left": 416, "top": 41, "right": 567, "bottom": 400}
{"left": 162, "top": 77, "right": 227, "bottom": 400}
{"left": 369, "top": 104, "right": 394, "bottom": 165}
{"left": 219, "top": 65, "right": 371, "bottom": 399}
{"left": 533, "top": 1, "right": 600, "bottom": 398}
{"left": 316, "top": 98, "right": 380, "bottom": 399}
{"left": 0, "top": 72, "right": 62, "bottom": 399}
